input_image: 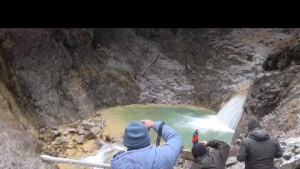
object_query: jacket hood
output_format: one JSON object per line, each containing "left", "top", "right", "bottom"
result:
{"left": 249, "top": 128, "right": 270, "bottom": 141}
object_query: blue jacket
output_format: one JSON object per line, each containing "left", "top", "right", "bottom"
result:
{"left": 111, "top": 121, "right": 183, "bottom": 169}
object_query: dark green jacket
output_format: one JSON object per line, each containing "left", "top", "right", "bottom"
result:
{"left": 190, "top": 140, "right": 230, "bottom": 169}
{"left": 236, "top": 128, "right": 283, "bottom": 169}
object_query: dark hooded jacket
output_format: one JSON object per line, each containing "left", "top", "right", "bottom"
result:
{"left": 190, "top": 140, "right": 230, "bottom": 169}
{"left": 236, "top": 128, "right": 283, "bottom": 169}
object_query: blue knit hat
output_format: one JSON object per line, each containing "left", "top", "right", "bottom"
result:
{"left": 123, "top": 121, "right": 150, "bottom": 149}
{"left": 192, "top": 143, "right": 208, "bottom": 159}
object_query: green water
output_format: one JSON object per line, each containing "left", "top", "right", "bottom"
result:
{"left": 102, "top": 104, "right": 234, "bottom": 149}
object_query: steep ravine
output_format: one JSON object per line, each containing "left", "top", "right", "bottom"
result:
{"left": 1, "top": 28, "right": 299, "bottom": 168}
{"left": 233, "top": 29, "right": 300, "bottom": 142}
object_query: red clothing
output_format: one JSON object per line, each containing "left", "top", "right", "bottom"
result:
{"left": 192, "top": 132, "right": 199, "bottom": 143}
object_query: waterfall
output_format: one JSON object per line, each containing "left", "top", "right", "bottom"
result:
{"left": 216, "top": 94, "right": 246, "bottom": 130}
{"left": 81, "top": 141, "right": 126, "bottom": 169}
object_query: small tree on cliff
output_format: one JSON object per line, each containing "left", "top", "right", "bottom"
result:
{"left": 180, "top": 30, "right": 198, "bottom": 70}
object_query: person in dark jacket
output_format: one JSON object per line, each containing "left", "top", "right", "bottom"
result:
{"left": 236, "top": 118, "right": 283, "bottom": 169}
{"left": 111, "top": 119, "right": 183, "bottom": 169}
{"left": 190, "top": 140, "right": 230, "bottom": 169}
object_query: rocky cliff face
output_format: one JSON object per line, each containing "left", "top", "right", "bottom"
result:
{"left": 0, "top": 28, "right": 140, "bottom": 128}
{"left": 1, "top": 28, "right": 299, "bottom": 168}
{"left": 0, "top": 28, "right": 294, "bottom": 128}
{"left": 0, "top": 28, "right": 141, "bottom": 168}
{"left": 233, "top": 29, "right": 300, "bottom": 144}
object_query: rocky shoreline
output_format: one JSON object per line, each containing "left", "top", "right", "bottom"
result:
{"left": 38, "top": 112, "right": 109, "bottom": 161}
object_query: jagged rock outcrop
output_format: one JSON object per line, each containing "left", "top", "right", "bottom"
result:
{"left": 0, "top": 28, "right": 140, "bottom": 128}
{"left": 233, "top": 29, "right": 300, "bottom": 143}
{"left": 136, "top": 28, "right": 293, "bottom": 110}
{"left": 0, "top": 120, "right": 52, "bottom": 169}
{"left": 263, "top": 29, "right": 300, "bottom": 71}
{"left": 0, "top": 28, "right": 294, "bottom": 128}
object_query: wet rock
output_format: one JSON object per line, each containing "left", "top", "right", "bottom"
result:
{"left": 283, "top": 153, "right": 292, "bottom": 160}
{"left": 274, "top": 158, "right": 283, "bottom": 168}
{"left": 286, "top": 137, "right": 300, "bottom": 147}
{"left": 102, "top": 134, "right": 114, "bottom": 142}
{"left": 279, "top": 154, "right": 300, "bottom": 169}
{"left": 293, "top": 147, "right": 300, "bottom": 154}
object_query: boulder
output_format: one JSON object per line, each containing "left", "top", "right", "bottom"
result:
{"left": 74, "top": 135, "right": 84, "bottom": 144}
{"left": 53, "top": 137, "right": 65, "bottom": 145}
{"left": 85, "top": 131, "right": 95, "bottom": 140}
{"left": 68, "top": 128, "right": 77, "bottom": 133}
{"left": 90, "top": 126, "right": 101, "bottom": 135}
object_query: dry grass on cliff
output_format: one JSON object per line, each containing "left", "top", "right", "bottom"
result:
{"left": 270, "top": 29, "right": 300, "bottom": 56}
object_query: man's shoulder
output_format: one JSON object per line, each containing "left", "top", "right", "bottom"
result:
{"left": 240, "top": 137, "right": 252, "bottom": 145}
{"left": 241, "top": 137, "right": 251, "bottom": 142}
{"left": 113, "top": 150, "right": 126, "bottom": 158}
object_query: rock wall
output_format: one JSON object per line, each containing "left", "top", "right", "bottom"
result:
{"left": 135, "top": 28, "right": 292, "bottom": 111}
{"left": 0, "top": 28, "right": 294, "bottom": 128}
{"left": 233, "top": 29, "right": 300, "bottom": 143}
{"left": 0, "top": 28, "right": 140, "bottom": 128}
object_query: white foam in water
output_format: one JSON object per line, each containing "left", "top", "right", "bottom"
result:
{"left": 186, "top": 115, "right": 234, "bottom": 133}
{"left": 81, "top": 141, "right": 126, "bottom": 169}
{"left": 216, "top": 95, "right": 246, "bottom": 130}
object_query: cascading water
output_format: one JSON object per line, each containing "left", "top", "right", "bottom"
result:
{"left": 81, "top": 141, "right": 126, "bottom": 168}
{"left": 216, "top": 94, "right": 246, "bottom": 130}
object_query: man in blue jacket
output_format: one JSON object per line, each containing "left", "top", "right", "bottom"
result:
{"left": 111, "top": 119, "right": 183, "bottom": 169}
